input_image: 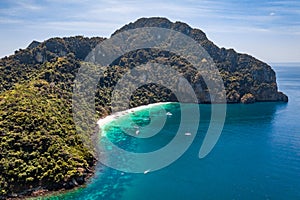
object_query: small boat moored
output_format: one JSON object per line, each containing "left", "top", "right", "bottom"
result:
{"left": 166, "top": 112, "right": 173, "bottom": 116}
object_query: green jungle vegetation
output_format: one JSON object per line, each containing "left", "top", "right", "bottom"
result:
{"left": 0, "top": 17, "right": 287, "bottom": 198}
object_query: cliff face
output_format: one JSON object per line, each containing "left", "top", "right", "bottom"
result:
{"left": 0, "top": 17, "right": 288, "bottom": 198}
{"left": 0, "top": 17, "right": 287, "bottom": 103}
{"left": 112, "top": 17, "right": 288, "bottom": 103}
{"left": 0, "top": 36, "right": 104, "bottom": 93}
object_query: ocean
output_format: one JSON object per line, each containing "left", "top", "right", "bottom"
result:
{"left": 46, "top": 65, "right": 300, "bottom": 200}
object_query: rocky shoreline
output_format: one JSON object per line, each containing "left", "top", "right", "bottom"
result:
{"left": 4, "top": 164, "right": 96, "bottom": 200}
{"left": 0, "top": 17, "right": 288, "bottom": 199}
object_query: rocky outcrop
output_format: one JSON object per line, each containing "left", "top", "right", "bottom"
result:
{"left": 0, "top": 36, "right": 105, "bottom": 94}
{"left": 112, "top": 17, "right": 288, "bottom": 103}
{"left": 241, "top": 93, "right": 256, "bottom": 104}
{"left": 0, "top": 18, "right": 287, "bottom": 105}
{"left": 0, "top": 17, "right": 289, "bottom": 199}
{"left": 27, "top": 40, "right": 41, "bottom": 49}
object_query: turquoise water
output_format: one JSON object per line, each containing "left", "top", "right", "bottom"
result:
{"left": 47, "top": 65, "right": 300, "bottom": 200}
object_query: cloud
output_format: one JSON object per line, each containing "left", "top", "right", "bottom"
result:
{"left": 0, "top": 0, "right": 299, "bottom": 61}
{"left": 15, "top": 1, "right": 43, "bottom": 11}
{"left": 0, "top": 17, "right": 23, "bottom": 24}
{"left": 1, "top": 0, "right": 297, "bottom": 34}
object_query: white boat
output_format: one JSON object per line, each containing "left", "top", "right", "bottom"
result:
{"left": 166, "top": 112, "right": 172, "bottom": 116}
{"left": 144, "top": 169, "right": 151, "bottom": 174}
{"left": 185, "top": 132, "right": 192, "bottom": 136}
{"left": 136, "top": 130, "right": 140, "bottom": 135}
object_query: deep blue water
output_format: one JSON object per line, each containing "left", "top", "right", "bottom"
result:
{"left": 46, "top": 65, "right": 300, "bottom": 200}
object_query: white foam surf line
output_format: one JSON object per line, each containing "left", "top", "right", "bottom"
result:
{"left": 97, "top": 102, "right": 172, "bottom": 137}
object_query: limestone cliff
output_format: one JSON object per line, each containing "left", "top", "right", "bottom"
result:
{"left": 0, "top": 17, "right": 288, "bottom": 198}
{"left": 112, "top": 17, "right": 288, "bottom": 103}
{"left": 0, "top": 17, "right": 287, "bottom": 103}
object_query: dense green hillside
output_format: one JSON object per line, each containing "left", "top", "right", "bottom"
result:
{"left": 112, "top": 17, "right": 287, "bottom": 103}
{"left": 0, "top": 80, "right": 94, "bottom": 197}
{"left": 0, "top": 17, "right": 288, "bottom": 198}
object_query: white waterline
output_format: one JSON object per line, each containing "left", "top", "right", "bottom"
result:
{"left": 96, "top": 102, "right": 172, "bottom": 137}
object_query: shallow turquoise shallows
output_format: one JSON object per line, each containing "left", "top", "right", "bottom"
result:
{"left": 45, "top": 65, "right": 300, "bottom": 200}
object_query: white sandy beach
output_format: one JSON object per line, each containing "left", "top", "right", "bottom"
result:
{"left": 97, "top": 102, "right": 172, "bottom": 136}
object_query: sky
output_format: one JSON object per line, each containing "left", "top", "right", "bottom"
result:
{"left": 0, "top": 0, "right": 299, "bottom": 63}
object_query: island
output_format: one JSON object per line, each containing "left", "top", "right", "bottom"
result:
{"left": 0, "top": 17, "right": 287, "bottom": 199}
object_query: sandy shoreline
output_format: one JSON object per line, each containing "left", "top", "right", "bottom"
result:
{"left": 97, "top": 102, "right": 172, "bottom": 136}
{"left": 15, "top": 102, "right": 172, "bottom": 199}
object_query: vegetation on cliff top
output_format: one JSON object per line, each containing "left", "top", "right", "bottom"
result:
{"left": 0, "top": 17, "right": 288, "bottom": 198}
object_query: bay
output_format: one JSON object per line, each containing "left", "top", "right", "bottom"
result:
{"left": 46, "top": 65, "right": 300, "bottom": 200}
